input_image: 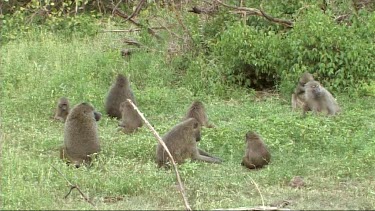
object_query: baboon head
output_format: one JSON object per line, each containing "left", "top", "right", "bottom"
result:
{"left": 305, "top": 81, "right": 322, "bottom": 97}
{"left": 184, "top": 118, "right": 202, "bottom": 142}
{"left": 68, "top": 102, "right": 97, "bottom": 121}
{"left": 59, "top": 97, "right": 69, "bottom": 111}
{"left": 299, "top": 72, "right": 314, "bottom": 85}
{"left": 191, "top": 100, "right": 204, "bottom": 110}
{"left": 116, "top": 74, "right": 128, "bottom": 87}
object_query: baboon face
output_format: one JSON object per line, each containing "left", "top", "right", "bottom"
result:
{"left": 58, "top": 97, "right": 69, "bottom": 110}
{"left": 305, "top": 81, "right": 322, "bottom": 97}
{"left": 116, "top": 74, "right": 128, "bottom": 86}
{"left": 94, "top": 111, "right": 102, "bottom": 121}
{"left": 192, "top": 101, "right": 204, "bottom": 109}
{"left": 245, "top": 131, "right": 259, "bottom": 142}
{"left": 192, "top": 121, "right": 202, "bottom": 142}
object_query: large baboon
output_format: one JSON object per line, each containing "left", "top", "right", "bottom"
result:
{"left": 156, "top": 118, "right": 222, "bottom": 168}
{"left": 54, "top": 97, "right": 70, "bottom": 122}
{"left": 118, "top": 101, "right": 143, "bottom": 134}
{"left": 303, "top": 80, "right": 341, "bottom": 116}
{"left": 105, "top": 74, "right": 136, "bottom": 119}
{"left": 60, "top": 102, "right": 101, "bottom": 167}
{"left": 182, "top": 100, "right": 214, "bottom": 128}
{"left": 241, "top": 131, "right": 271, "bottom": 169}
{"left": 291, "top": 72, "right": 314, "bottom": 110}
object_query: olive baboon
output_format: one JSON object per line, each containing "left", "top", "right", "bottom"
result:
{"left": 156, "top": 118, "right": 222, "bottom": 168}
{"left": 60, "top": 102, "right": 101, "bottom": 167}
{"left": 118, "top": 101, "right": 143, "bottom": 134}
{"left": 241, "top": 131, "right": 271, "bottom": 169}
{"left": 291, "top": 72, "right": 314, "bottom": 110}
{"left": 303, "top": 80, "right": 341, "bottom": 116}
{"left": 105, "top": 74, "right": 136, "bottom": 119}
{"left": 54, "top": 97, "right": 70, "bottom": 122}
{"left": 182, "top": 100, "right": 215, "bottom": 128}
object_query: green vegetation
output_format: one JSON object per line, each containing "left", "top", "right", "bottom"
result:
{"left": 1, "top": 0, "right": 375, "bottom": 210}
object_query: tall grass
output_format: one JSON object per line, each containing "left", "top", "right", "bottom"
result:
{"left": 1, "top": 31, "right": 374, "bottom": 210}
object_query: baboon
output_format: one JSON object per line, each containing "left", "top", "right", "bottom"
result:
{"left": 60, "top": 102, "right": 101, "bottom": 167}
{"left": 182, "top": 100, "right": 215, "bottom": 128}
{"left": 241, "top": 131, "right": 271, "bottom": 169}
{"left": 303, "top": 80, "right": 341, "bottom": 116}
{"left": 156, "top": 118, "right": 222, "bottom": 168}
{"left": 118, "top": 101, "right": 143, "bottom": 134}
{"left": 291, "top": 72, "right": 314, "bottom": 110}
{"left": 105, "top": 74, "right": 136, "bottom": 119}
{"left": 54, "top": 97, "right": 70, "bottom": 122}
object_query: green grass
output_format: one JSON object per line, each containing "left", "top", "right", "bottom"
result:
{"left": 1, "top": 32, "right": 375, "bottom": 210}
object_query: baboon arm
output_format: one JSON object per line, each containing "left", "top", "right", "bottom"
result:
{"left": 241, "top": 157, "right": 256, "bottom": 169}
{"left": 192, "top": 154, "right": 222, "bottom": 164}
{"left": 291, "top": 94, "right": 297, "bottom": 110}
{"left": 198, "top": 148, "right": 223, "bottom": 162}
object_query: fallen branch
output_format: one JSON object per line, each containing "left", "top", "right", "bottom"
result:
{"left": 126, "top": 99, "right": 192, "bottom": 211}
{"left": 214, "top": 0, "right": 294, "bottom": 28}
{"left": 101, "top": 27, "right": 166, "bottom": 33}
{"left": 51, "top": 165, "right": 96, "bottom": 208}
{"left": 110, "top": 6, "right": 162, "bottom": 40}
{"left": 125, "top": 0, "right": 146, "bottom": 21}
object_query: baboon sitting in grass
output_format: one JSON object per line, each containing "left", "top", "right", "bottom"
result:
{"left": 156, "top": 118, "right": 222, "bottom": 168}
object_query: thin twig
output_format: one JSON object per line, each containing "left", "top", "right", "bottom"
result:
{"left": 126, "top": 99, "right": 192, "bottom": 211}
{"left": 51, "top": 165, "right": 97, "bottom": 208}
{"left": 248, "top": 176, "right": 265, "bottom": 207}
{"left": 125, "top": 0, "right": 146, "bottom": 21}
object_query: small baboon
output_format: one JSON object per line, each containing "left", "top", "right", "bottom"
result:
{"left": 118, "top": 101, "right": 143, "bottom": 134}
{"left": 241, "top": 131, "right": 271, "bottom": 169}
{"left": 60, "top": 102, "right": 101, "bottom": 167}
{"left": 291, "top": 72, "right": 314, "bottom": 110}
{"left": 105, "top": 74, "right": 137, "bottom": 119}
{"left": 54, "top": 97, "right": 70, "bottom": 122}
{"left": 303, "top": 80, "right": 341, "bottom": 116}
{"left": 156, "top": 118, "right": 222, "bottom": 168}
{"left": 182, "top": 100, "right": 215, "bottom": 128}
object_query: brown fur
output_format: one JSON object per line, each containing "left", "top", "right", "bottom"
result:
{"left": 303, "top": 80, "right": 341, "bottom": 116}
{"left": 118, "top": 101, "right": 143, "bottom": 134}
{"left": 291, "top": 72, "right": 314, "bottom": 110}
{"left": 105, "top": 74, "right": 136, "bottom": 119}
{"left": 182, "top": 100, "right": 214, "bottom": 128}
{"left": 54, "top": 97, "right": 70, "bottom": 122}
{"left": 60, "top": 102, "right": 101, "bottom": 167}
{"left": 241, "top": 131, "right": 271, "bottom": 169}
{"left": 156, "top": 118, "right": 222, "bottom": 168}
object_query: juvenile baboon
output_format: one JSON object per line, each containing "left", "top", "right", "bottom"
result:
{"left": 291, "top": 72, "right": 314, "bottom": 110}
{"left": 60, "top": 102, "right": 101, "bottom": 167}
{"left": 241, "top": 131, "right": 271, "bottom": 169}
{"left": 54, "top": 97, "right": 70, "bottom": 122}
{"left": 303, "top": 80, "right": 341, "bottom": 116}
{"left": 105, "top": 74, "right": 136, "bottom": 119}
{"left": 156, "top": 118, "right": 222, "bottom": 168}
{"left": 182, "top": 100, "right": 215, "bottom": 128}
{"left": 118, "top": 101, "right": 143, "bottom": 134}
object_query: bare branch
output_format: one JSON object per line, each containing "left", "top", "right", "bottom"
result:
{"left": 126, "top": 99, "right": 192, "bottom": 211}
{"left": 214, "top": 0, "right": 294, "bottom": 28}
{"left": 51, "top": 165, "right": 96, "bottom": 208}
{"left": 110, "top": 6, "right": 162, "bottom": 40}
{"left": 125, "top": 0, "right": 146, "bottom": 21}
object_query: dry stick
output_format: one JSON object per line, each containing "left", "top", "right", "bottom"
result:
{"left": 248, "top": 176, "right": 265, "bottom": 208}
{"left": 125, "top": 0, "right": 146, "bottom": 21}
{"left": 215, "top": 0, "right": 293, "bottom": 28}
{"left": 111, "top": 7, "right": 162, "bottom": 40}
{"left": 51, "top": 165, "right": 97, "bottom": 208}
{"left": 170, "top": 0, "right": 194, "bottom": 43}
{"left": 126, "top": 99, "right": 192, "bottom": 211}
